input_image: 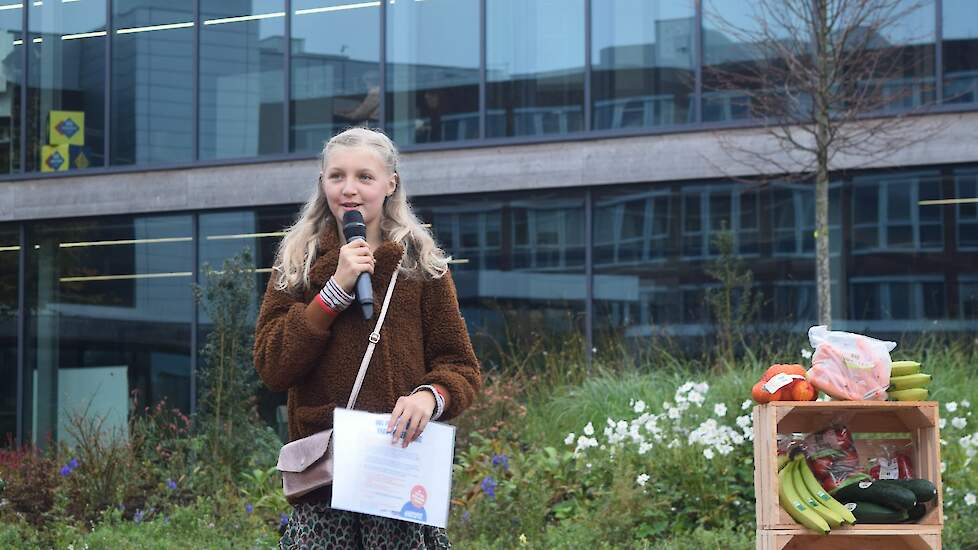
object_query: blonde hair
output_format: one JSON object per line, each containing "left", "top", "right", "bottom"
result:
{"left": 272, "top": 127, "right": 450, "bottom": 293}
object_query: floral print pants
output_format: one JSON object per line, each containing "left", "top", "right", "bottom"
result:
{"left": 280, "top": 500, "right": 451, "bottom": 550}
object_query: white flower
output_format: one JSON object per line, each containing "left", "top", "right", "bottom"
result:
{"left": 801, "top": 348, "right": 813, "bottom": 359}
{"left": 694, "top": 382, "right": 709, "bottom": 395}
{"left": 736, "top": 415, "right": 752, "bottom": 430}
{"left": 583, "top": 422, "right": 594, "bottom": 436}
{"left": 741, "top": 399, "right": 752, "bottom": 411}
{"left": 714, "top": 403, "right": 727, "bottom": 417}
{"left": 703, "top": 448, "right": 715, "bottom": 460}
{"left": 966, "top": 493, "right": 977, "bottom": 506}
{"left": 667, "top": 407, "right": 681, "bottom": 420}
{"left": 564, "top": 433, "right": 575, "bottom": 445}
{"left": 633, "top": 400, "right": 647, "bottom": 414}
{"left": 947, "top": 402, "right": 959, "bottom": 413}
{"left": 586, "top": 462, "right": 592, "bottom": 469}
{"left": 638, "top": 442, "right": 653, "bottom": 455}
{"left": 952, "top": 417, "right": 968, "bottom": 430}
{"left": 962, "top": 400, "right": 971, "bottom": 408}
{"left": 941, "top": 461, "right": 947, "bottom": 473}
{"left": 732, "top": 433, "right": 745, "bottom": 445}
{"left": 636, "top": 473, "right": 650, "bottom": 487}
{"left": 939, "top": 418, "right": 947, "bottom": 430}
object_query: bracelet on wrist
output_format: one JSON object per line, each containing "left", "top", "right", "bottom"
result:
{"left": 411, "top": 385, "right": 445, "bottom": 420}
{"left": 319, "top": 276, "right": 355, "bottom": 315}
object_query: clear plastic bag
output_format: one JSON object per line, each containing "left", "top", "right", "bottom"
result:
{"left": 800, "top": 425, "right": 871, "bottom": 492}
{"left": 863, "top": 440, "right": 915, "bottom": 480}
{"left": 807, "top": 325, "right": 896, "bottom": 401}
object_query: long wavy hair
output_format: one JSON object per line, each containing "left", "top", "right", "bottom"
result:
{"left": 272, "top": 127, "right": 450, "bottom": 293}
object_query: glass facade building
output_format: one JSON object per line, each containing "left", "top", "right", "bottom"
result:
{"left": 1, "top": 0, "right": 977, "bottom": 448}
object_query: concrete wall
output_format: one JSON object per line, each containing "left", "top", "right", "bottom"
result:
{"left": 2, "top": 110, "right": 976, "bottom": 222}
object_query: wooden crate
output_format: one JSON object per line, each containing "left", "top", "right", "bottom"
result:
{"left": 753, "top": 401, "right": 943, "bottom": 549}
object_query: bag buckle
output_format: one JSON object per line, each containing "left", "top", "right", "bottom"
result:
{"left": 368, "top": 332, "right": 380, "bottom": 344}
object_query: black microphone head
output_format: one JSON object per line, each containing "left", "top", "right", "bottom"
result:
{"left": 342, "top": 210, "right": 366, "bottom": 241}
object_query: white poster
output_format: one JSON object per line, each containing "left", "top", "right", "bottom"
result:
{"left": 331, "top": 408, "right": 456, "bottom": 528}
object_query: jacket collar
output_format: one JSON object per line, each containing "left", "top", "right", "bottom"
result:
{"left": 308, "top": 223, "right": 405, "bottom": 291}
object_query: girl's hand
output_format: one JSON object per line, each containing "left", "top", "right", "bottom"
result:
{"left": 333, "top": 240, "right": 374, "bottom": 293}
{"left": 387, "top": 392, "right": 436, "bottom": 448}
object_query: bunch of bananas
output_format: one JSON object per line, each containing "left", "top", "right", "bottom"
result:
{"left": 887, "top": 361, "right": 931, "bottom": 401}
{"left": 778, "top": 453, "right": 857, "bottom": 534}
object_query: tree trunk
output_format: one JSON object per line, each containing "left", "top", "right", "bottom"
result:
{"left": 814, "top": 0, "right": 833, "bottom": 328}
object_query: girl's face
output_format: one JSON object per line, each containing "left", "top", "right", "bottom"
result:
{"left": 322, "top": 146, "right": 396, "bottom": 232}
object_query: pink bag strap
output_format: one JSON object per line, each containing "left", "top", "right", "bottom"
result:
{"left": 346, "top": 253, "right": 405, "bottom": 410}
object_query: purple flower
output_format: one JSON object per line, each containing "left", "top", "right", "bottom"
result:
{"left": 245, "top": 503, "right": 253, "bottom": 514}
{"left": 59, "top": 466, "right": 71, "bottom": 476}
{"left": 280, "top": 513, "right": 289, "bottom": 527}
{"left": 462, "top": 510, "right": 471, "bottom": 523}
{"left": 491, "top": 454, "right": 509, "bottom": 471}
{"left": 481, "top": 476, "right": 496, "bottom": 499}
{"left": 68, "top": 458, "right": 79, "bottom": 470}
{"left": 166, "top": 479, "right": 177, "bottom": 490}
{"left": 133, "top": 509, "right": 145, "bottom": 523}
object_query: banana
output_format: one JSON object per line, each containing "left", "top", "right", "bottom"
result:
{"left": 778, "top": 460, "right": 831, "bottom": 534}
{"left": 791, "top": 457, "right": 842, "bottom": 528}
{"left": 794, "top": 455, "right": 856, "bottom": 525}
{"left": 891, "top": 361, "right": 922, "bottom": 377}
{"left": 889, "top": 388, "right": 929, "bottom": 401}
{"left": 889, "top": 373, "right": 932, "bottom": 391}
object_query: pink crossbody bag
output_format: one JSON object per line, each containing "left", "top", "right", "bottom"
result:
{"left": 276, "top": 257, "right": 403, "bottom": 499}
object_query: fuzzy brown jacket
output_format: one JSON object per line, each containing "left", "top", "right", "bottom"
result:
{"left": 253, "top": 226, "right": 482, "bottom": 506}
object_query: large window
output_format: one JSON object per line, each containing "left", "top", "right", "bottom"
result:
{"left": 386, "top": 0, "right": 479, "bottom": 146}
{"left": 199, "top": 1, "right": 286, "bottom": 160}
{"left": 28, "top": 0, "right": 106, "bottom": 172}
{"left": 112, "top": 0, "right": 194, "bottom": 166}
{"left": 0, "top": 225, "right": 17, "bottom": 445}
{"left": 852, "top": 173, "right": 943, "bottom": 252}
{"left": 486, "top": 0, "right": 585, "bottom": 138}
{"left": 850, "top": 277, "right": 946, "bottom": 321}
{"left": 943, "top": 0, "right": 978, "bottom": 104}
{"left": 414, "top": 191, "right": 587, "bottom": 367}
{"left": 591, "top": 0, "right": 695, "bottom": 129}
{"left": 198, "top": 205, "right": 297, "bottom": 440}
{"left": 27, "top": 215, "right": 193, "bottom": 445}
{"left": 291, "top": 0, "right": 380, "bottom": 154}
{"left": 957, "top": 169, "right": 978, "bottom": 249}
{"left": 0, "top": 9, "right": 21, "bottom": 175}
{"left": 681, "top": 185, "right": 760, "bottom": 258}
{"left": 942, "top": 0, "right": 978, "bottom": 103}
{"left": 867, "top": 0, "right": 936, "bottom": 111}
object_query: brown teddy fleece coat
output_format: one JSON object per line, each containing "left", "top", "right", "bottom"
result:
{"left": 254, "top": 225, "right": 482, "bottom": 506}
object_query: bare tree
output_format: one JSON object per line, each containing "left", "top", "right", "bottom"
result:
{"left": 705, "top": 0, "right": 943, "bottom": 327}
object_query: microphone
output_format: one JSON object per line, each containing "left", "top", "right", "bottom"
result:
{"left": 342, "top": 210, "right": 373, "bottom": 320}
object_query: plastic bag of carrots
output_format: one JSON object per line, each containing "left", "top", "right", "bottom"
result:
{"left": 807, "top": 325, "right": 896, "bottom": 401}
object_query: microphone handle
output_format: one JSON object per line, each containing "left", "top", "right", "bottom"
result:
{"left": 356, "top": 271, "right": 374, "bottom": 320}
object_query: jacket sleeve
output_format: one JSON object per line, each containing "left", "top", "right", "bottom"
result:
{"left": 418, "top": 269, "right": 482, "bottom": 421}
{"left": 253, "top": 275, "right": 332, "bottom": 392}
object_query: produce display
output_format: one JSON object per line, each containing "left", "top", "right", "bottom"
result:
{"left": 775, "top": 424, "right": 939, "bottom": 532}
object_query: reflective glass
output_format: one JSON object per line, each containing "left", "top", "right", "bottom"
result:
{"left": 943, "top": 0, "right": 978, "bottom": 104}
{"left": 112, "top": 0, "right": 195, "bottom": 165}
{"left": 591, "top": 0, "right": 694, "bottom": 129}
{"left": 486, "top": 0, "right": 585, "bottom": 138}
{"left": 291, "top": 0, "right": 379, "bottom": 153}
{"left": 28, "top": 0, "right": 106, "bottom": 172}
{"left": 0, "top": 224, "right": 17, "bottom": 446}
{"left": 386, "top": 0, "right": 478, "bottom": 145}
{"left": 200, "top": 1, "right": 286, "bottom": 159}
{"left": 0, "top": 9, "right": 22, "bottom": 174}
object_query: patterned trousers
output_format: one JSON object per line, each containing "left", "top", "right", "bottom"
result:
{"left": 280, "top": 501, "right": 452, "bottom": 550}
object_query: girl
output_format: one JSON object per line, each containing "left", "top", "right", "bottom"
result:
{"left": 254, "top": 127, "right": 481, "bottom": 549}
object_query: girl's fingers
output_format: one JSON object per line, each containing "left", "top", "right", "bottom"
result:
{"left": 406, "top": 413, "right": 430, "bottom": 447}
{"left": 387, "top": 400, "right": 404, "bottom": 435}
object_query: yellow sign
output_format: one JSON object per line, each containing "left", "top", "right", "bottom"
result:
{"left": 49, "top": 110, "right": 85, "bottom": 145}
{"left": 41, "top": 144, "right": 69, "bottom": 172}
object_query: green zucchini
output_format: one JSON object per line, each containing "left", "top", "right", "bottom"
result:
{"left": 876, "top": 479, "right": 937, "bottom": 504}
{"left": 844, "top": 501, "right": 909, "bottom": 523}
{"left": 832, "top": 480, "right": 917, "bottom": 511}
{"left": 904, "top": 502, "right": 928, "bottom": 522}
